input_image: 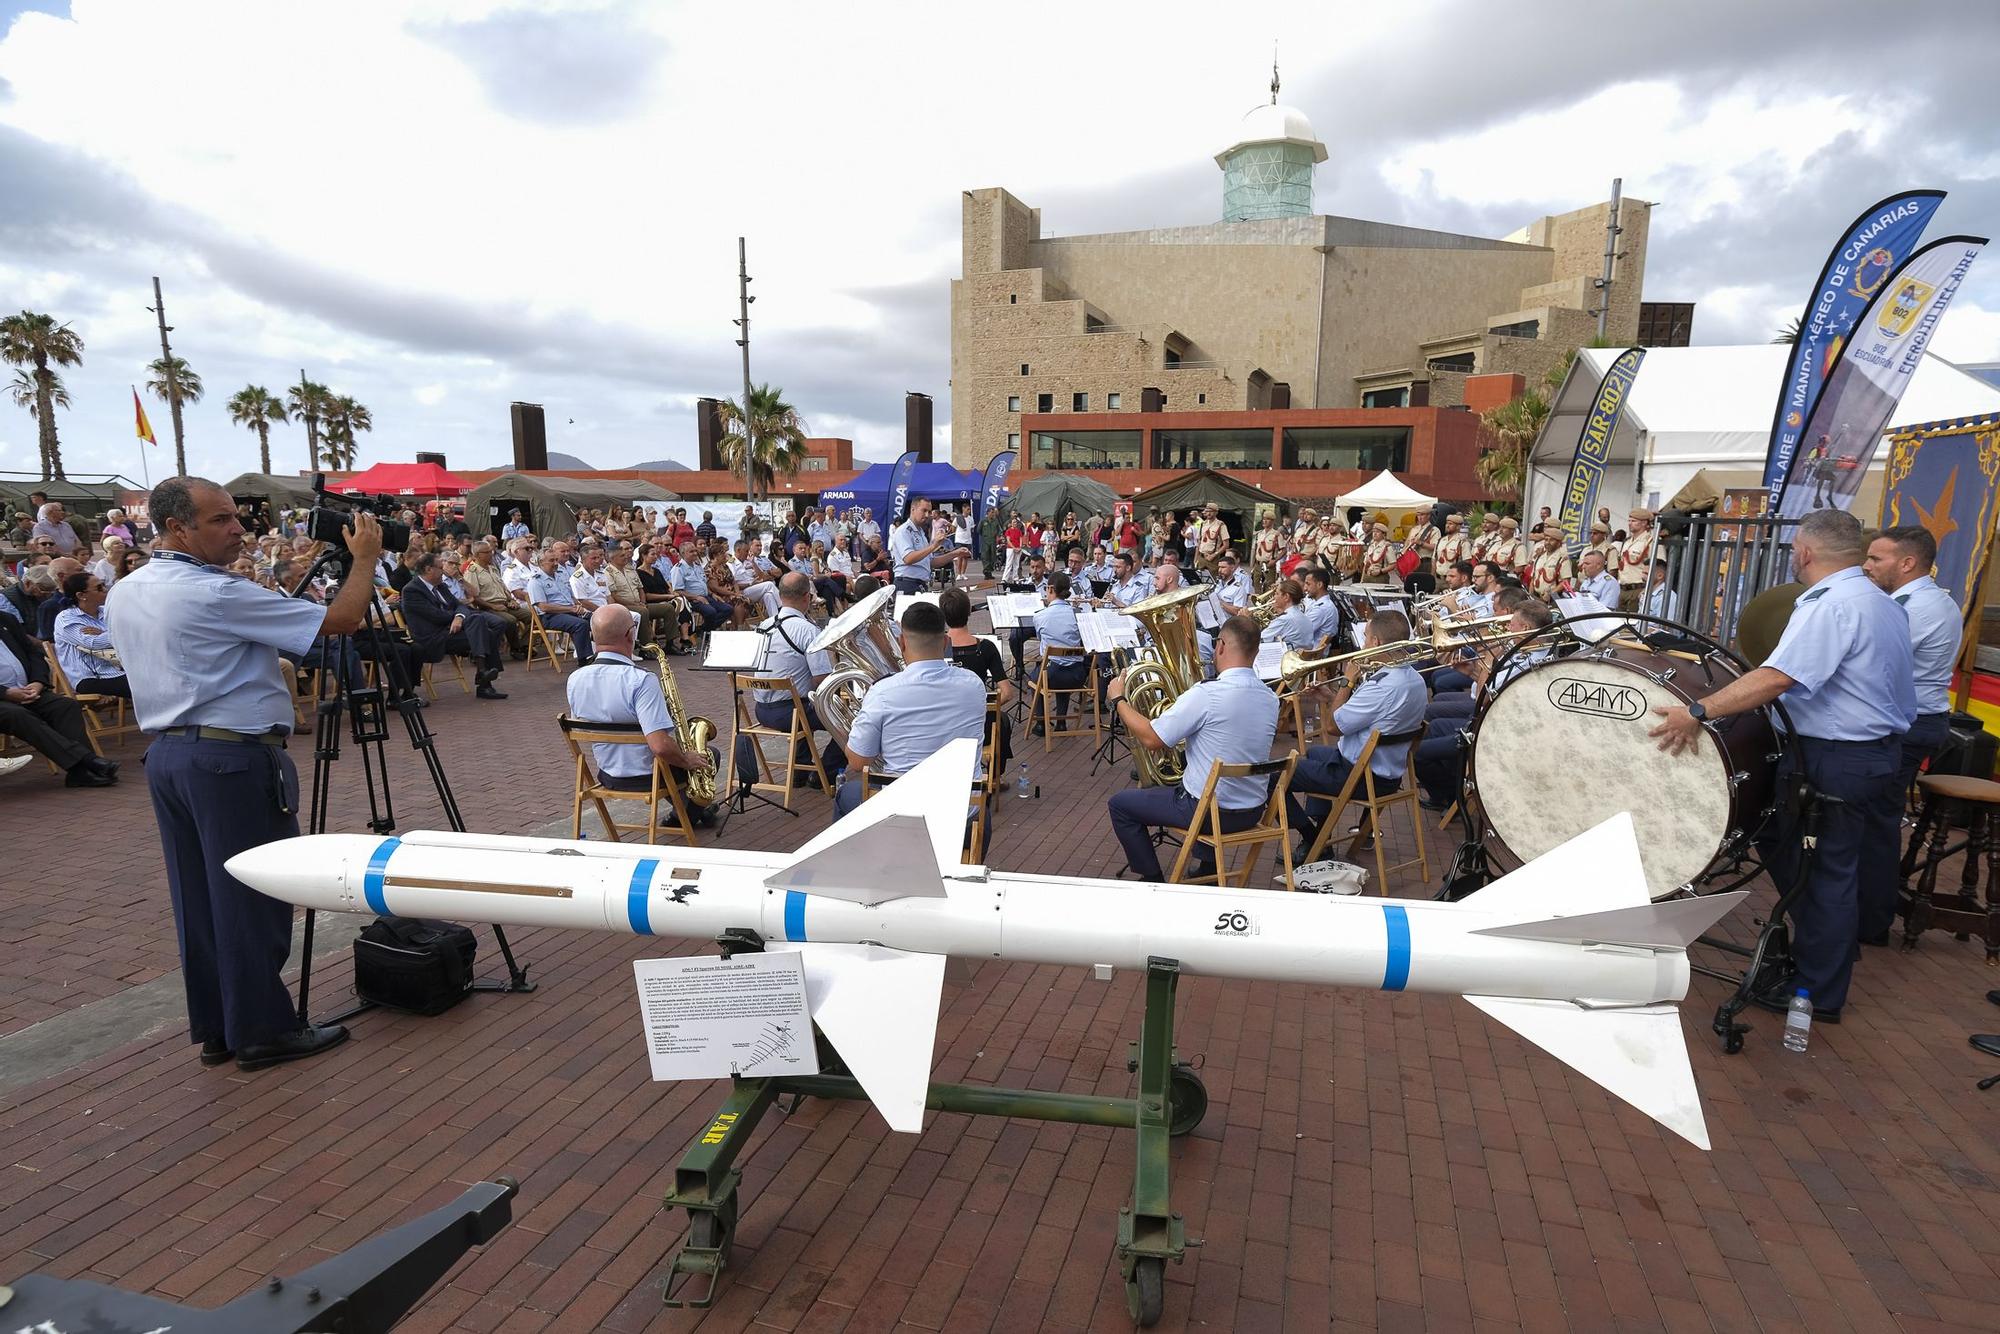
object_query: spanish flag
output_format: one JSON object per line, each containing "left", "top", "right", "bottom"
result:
{"left": 132, "top": 387, "right": 156, "bottom": 445}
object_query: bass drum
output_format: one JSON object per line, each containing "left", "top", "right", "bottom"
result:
{"left": 1464, "top": 642, "right": 1778, "bottom": 899}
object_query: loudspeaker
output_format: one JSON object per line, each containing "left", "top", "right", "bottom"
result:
{"left": 510, "top": 403, "right": 547, "bottom": 471}
{"left": 415, "top": 451, "right": 447, "bottom": 468}
{"left": 696, "top": 398, "right": 724, "bottom": 471}
{"left": 905, "top": 392, "right": 933, "bottom": 463}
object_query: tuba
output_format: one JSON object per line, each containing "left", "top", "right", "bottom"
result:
{"left": 1117, "top": 585, "right": 1208, "bottom": 788}
{"left": 638, "top": 643, "right": 719, "bottom": 806}
{"left": 807, "top": 585, "right": 904, "bottom": 747}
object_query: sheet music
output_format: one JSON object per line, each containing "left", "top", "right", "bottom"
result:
{"left": 1078, "top": 610, "right": 1142, "bottom": 655}
{"left": 1349, "top": 624, "right": 1367, "bottom": 649}
{"left": 1194, "top": 591, "right": 1222, "bottom": 630}
{"left": 1555, "top": 595, "right": 1624, "bottom": 644}
{"left": 703, "top": 630, "right": 766, "bottom": 671}
{"left": 1254, "top": 641, "right": 1288, "bottom": 681}
{"left": 986, "top": 593, "right": 1040, "bottom": 630}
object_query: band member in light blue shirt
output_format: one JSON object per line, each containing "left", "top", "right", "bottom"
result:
{"left": 1640, "top": 557, "right": 1678, "bottom": 623}
{"left": 1211, "top": 552, "right": 1254, "bottom": 614}
{"left": 1575, "top": 549, "right": 1619, "bottom": 607}
{"left": 1652, "top": 509, "right": 1912, "bottom": 1018}
{"left": 1260, "top": 579, "right": 1317, "bottom": 651}
{"left": 1284, "top": 609, "right": 1429, "bottom": 848}
{"left": 1106, "top": 615, "right": 1280, "bottom": 881}
{"left": 891, "top": 496, "right": 967, "bottom": 595}
{"left": 1865, "top": 523, "right": 1963, "bottom": 844}
{"left": 1103, "top": 552, "right": 1153, "bottom": 609}
{"left": 1027, "top": 572, "right": 1088, "bottom": 729}
{"left": 836, "top": 602, "right": 991, "bottom": 816}
{"left": 1298, "top": 566, "right": 1340, "bottom": 648}
{"left": 566, "top": 605, "right": 716, "bottom": 819}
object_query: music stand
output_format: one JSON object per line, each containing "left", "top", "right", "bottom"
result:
{"left": 700, "top": 631, "right": 796, "bottom": 827}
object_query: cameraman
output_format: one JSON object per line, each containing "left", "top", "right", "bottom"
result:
{"left": 107, "top": 476, "right": 387, "bottom": 1073}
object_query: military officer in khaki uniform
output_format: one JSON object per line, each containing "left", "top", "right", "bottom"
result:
{"left": 1585, "top": 519, "right": 1620, "bottom": 570}
{"left": 1616, "top": 507, "right": 1656, "bottom": 611}
{"left": 1360, "top": 522, "right": 1397, "bottom": 583}
{"left": 1470, "top": 513, "right": 1501, "bottom": 563}
{"left": 1489, "top": 516, "right": 1528, "bottom": 575}
{"left": 1435, "top": 513, "right": 1472, "bottom": 569}
{"left": 1529, "top": 524, "right": 1574, "bottom": 600}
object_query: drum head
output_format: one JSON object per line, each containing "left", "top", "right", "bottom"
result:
{"left": 1467, "top": 653, "right": 1746, "bottom": 899}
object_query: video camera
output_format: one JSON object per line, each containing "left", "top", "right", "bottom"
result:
{"left": 306, "top": 472, "right": 411, "bottom": 556}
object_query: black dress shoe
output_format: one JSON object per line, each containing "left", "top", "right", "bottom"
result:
{"left": 199, "top": 1038, "right": 234, "bottom": 1067}
{"left": 65, "top": 763, "right": 116, "bottom": 788}
{"left": 1987, "top": 989, "right": 2000, "bottom": 1007}
{"left": 89, "top": 756, "right": 119, "bottom": 777}
{"left": 1859, "top": 930, "right": 1892, "bottom": 947}
{"left": 476, "top": 684, "right": 509, "bottom": 700}
{"left": 236, "top": 1023, "right": 348, "bottom": 1071}
{"left": 1748, "top": 990, "right": 1841, "bottom": 1023}
{"left": 1973, "top": 1034, "right": 2000, "bottom": 1058}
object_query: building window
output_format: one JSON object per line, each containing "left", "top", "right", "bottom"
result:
{"left": 1009, "top": 294, "right": 1017, "bottom": 304}
{"left": 1280, "top": 426, "right": 1410, "bottom": 472}
{"left": 1197, "top": 393, "right": 1206, "bottom": 405}
{"left": 1007, "top": 395, "right": 1020, "bottom": 412}
{"left": 1152, "top": 428, "right": 1273, "bottom": 471}
{"left": 1106, "top": 392, "right": 1122, "bottom": 410}
{"left": 1490, "top": 319, "right": 1539, "bottom": 339}
{"left": 1036, "top": 393, "right": 1053, "bottom": 413}
{"left": 1032, "top": 430, "right": 1142, "bottom": 471}
{"left": 1007, "top": 433, "right": 1020, "bottom": 452}
{"left": 802, "top": 457, "right": 828, "bottom": 472}
{"left": 1020, "top": 364, "right": 1030, "bottom": 376}
{"left": 1360, "top": 386, "right": 1409, "bottom": 409}
{"left": 1073, "top": 392, "right": 1088, "bottom": 412}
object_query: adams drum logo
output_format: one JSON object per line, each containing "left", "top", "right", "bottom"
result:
{"left": 1547, "top": 677, "right": 1647, "bottom": 720}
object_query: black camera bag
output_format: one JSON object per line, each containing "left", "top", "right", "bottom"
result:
{"left": 354, "top": 916, "right": 477, "bottom": 1015}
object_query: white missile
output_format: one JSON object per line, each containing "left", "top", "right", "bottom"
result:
{"left": 226, "top": 739, "right": 1744, "bottom": 1148}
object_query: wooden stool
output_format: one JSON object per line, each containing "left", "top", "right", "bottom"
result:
{"left": 1899, "top": 773, "right": 2000, "bottom": 960}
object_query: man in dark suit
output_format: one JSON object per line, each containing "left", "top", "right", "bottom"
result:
{"left": 402, "top": 553, "right": 510, "bottom": 700}
{"left": 0, "top": 612, "right": 116, "bottom": 786}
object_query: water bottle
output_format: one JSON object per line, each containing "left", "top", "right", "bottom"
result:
{"left": 1017, "top": 763, "right": 1031, "bottom": 800}
{"left": 1783, "top": 988, "right": 1813, "bottom": 1052}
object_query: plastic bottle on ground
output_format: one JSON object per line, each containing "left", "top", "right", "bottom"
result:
{"left": 1783, "top": 988, "right": 1812, "bottom": 1053}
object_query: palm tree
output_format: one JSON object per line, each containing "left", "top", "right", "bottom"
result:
{"left": 0, "top": 310, "right": 85, "bottom": 480}
{"left": 716, "top": 383, "right": 809, "bottom": 502}
{"left": 227, "top": 385, "right": 288, "bottom": 475}
{"left": 1474, "top": 389, "right": 1550, "bottom": 501}
{"left": 320, "top": 394, "right": 372, "bottom": 470}
{"left": 146, "top": 355, "right": 204, "bottom": 476}
{"left": 1772, "top": 316, "right": 1803, "bottom": 345}
{"left": 8, "top": 368, "right": 71, "bottom": 419}
{"left": 287, "top": 379, "right": 333, "bottom": 471}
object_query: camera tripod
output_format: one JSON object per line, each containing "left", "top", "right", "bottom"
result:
{"left": 286, "top": 547, "right": 534, "bottom": 1025}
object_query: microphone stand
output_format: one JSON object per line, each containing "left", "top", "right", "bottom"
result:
{"left": 286, "top": 547, "right": 534, "bottom": 1026}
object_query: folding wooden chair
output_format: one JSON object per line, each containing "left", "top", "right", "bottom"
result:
{"left": 1169, "top": 751, "right": 1300, "bottom": 888}
{"left": 41, "top": 642, "right": 136, "bottom": 753}
{"left": 1034, "top": 645, "right": 1099, "bottom": 751}
{"left": 1299, "top": 730, "right": 1383, "bottom": 865}
{"left": 1337, "top": 727, "right": 1430, "bottom": 894}
{"left": 559, "top": 714, "right": 698, "bottom": 846}
{"left": 526, "top": 607, "right": 574, "bottom": 673}
{"left": 729, "top": 673, "right": 831, "bottom": 809}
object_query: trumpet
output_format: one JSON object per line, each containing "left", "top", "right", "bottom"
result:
{"left": 1278, "top": 637, "right": 1430, "bottom": 688}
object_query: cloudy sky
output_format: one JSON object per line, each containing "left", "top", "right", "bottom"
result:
{"left": 2, "top": 0, "right": 1996, "bottom": 483}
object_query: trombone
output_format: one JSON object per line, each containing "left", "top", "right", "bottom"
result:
{"left": 1277, "top": 617, "right": 1540, "bottom": 689}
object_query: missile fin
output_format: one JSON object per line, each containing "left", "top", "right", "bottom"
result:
{"left": 766, "top": 738, "right": 980, "bottom": 903}
{"left": 772, "top": 942, "right": 944, "bottom": 1134}
{"left": 1464, "top": 995, "right": 1711, "bottom": 1149}
{"left": 1467, "top": 812, "right": 1652, "bottom": 917}
{"left": 1472, "top": 891, "right": 1749, "bottom": 949}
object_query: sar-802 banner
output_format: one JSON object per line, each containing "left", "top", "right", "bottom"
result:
{"left": 1556, "top": 346, "right": 1644, "bottom": 549}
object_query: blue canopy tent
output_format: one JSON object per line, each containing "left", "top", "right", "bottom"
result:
{"left": 817, "top": 461, "right": 979, "bottom": 523}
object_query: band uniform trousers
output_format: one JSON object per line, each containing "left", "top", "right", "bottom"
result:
{"left": 539, "top": 610, "right": 593, "bottom": 660}
{"left": 893, "top": 576, "right": 929, "bottom": 596}
{"left": 1286, "top": 747, "right": 1402, "bottom": 840}
{"left": 743, "top": 696, "right": 845, "bottom": 784}
{"left": 1764, "top": 734, "right": 1900, "bottom": 1012}
{"left": 1858, "top": 710, "right": 1953, "bottom": 940}
{"left": 145, "top": 733, "right": 302, "bottom": 1049}
{"left": 1031, "top": 658, "right": 1090, "bottom": 718}
{"left": 1413, "top": 717, "right": 1470, "bottom": 807}
{"left": 0, "top": 691, "right": 92, "bottom": 769}
{"left": 1110, "top": 785, "right": 1262, "bottom": 882}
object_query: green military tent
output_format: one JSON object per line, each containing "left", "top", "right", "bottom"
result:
{"left": 465, "top": 473, "right": 681, "bottom": 541}
{"left": 994, "top": 473, "right": 1121, "bottom": 526}
{"left": 222, "top": 472, "right": 321, "bottom": 510}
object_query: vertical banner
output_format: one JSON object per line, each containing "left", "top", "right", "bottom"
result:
{"left": 973, "top": 449, "right": 1016, "bottom": 556}
{"left": 1556, "top": 347, "right": 1644, "bottom": 550}
{"left": 1775, "top": 235, "right": 1986, "bottom": 519}
{"left": 1880, "top": 413, "right": 2000, "bottom": 622}
{"left": 887, "top": 450, "right": 920, "bottom": 525}
{"left": 1763, "top": 190, "right": 1945, "bottom": 509}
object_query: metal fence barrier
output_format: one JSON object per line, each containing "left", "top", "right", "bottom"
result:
{"left": 1658, "top": 514, "right": 1795, "bottom": 648}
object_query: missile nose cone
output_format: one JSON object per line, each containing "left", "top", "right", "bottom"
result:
{"left": 226, "top": 835, "right": 351, "bottom": 911}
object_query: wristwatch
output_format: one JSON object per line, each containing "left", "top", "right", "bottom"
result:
{"left": 1687, "top": 701, "right": 1708, "bottom": 722}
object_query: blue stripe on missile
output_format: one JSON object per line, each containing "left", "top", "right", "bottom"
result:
{"left": 1381, "top": 904, "right": 1411, "bottom": 992}
{"left": 784, "top": 890, "right": 807, "bottom": 942}
{"left": 627, "top": 859, "right": 659, "bottom": 935}
{"left": 363, "top": 837, "right": 401, "bottom": 916}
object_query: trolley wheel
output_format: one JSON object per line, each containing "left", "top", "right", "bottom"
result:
{"left": 686, "top": 1196, "right": 735, "bottom": 1252}
{"left": 1126, "top": 1256, "right": 1165, "bottom": 1326}
{"left": 1168, "top": 1065, "right": 1208, "bottom": 1138}
{"left": 1723, "top": 1029, "right": 1745, "bottom": 1055}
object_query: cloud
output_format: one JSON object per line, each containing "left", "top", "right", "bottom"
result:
{"left": 412, "top": 5, "right": 667, "bottom": 127}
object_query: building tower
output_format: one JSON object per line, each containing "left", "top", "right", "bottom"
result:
{"left": 1215, "top": 65, "right": 1327, "bottom": 222}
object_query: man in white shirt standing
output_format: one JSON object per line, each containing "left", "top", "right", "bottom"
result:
{"left": 890, "top": 496, "right": 966, "bottom": 595}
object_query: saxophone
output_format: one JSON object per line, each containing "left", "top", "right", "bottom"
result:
{"left": 638, "top": 643, "right": 719, "bottom": 806}
{"left": 1116, "top": 585, "right": 1208, "bottom": 788}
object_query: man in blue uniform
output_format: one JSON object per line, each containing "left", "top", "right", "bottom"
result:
{"left": 890, "top": 496, "right": 964, "bottom": 595}
{"left": 836, "top": 602, "right": 990, "bottom": 816}
{"left": 1026, "top": 572, "right": 1087, "bottom": 731}
{"left": 1260, "top": 579, "right": 1317, "bottom": 651}
{"left": 1284, "top": 610, "right": 1430, "bottom": 850}
{"left": 1651, "top": 508, "right": 1913, "bottom": 1021}
{"left": 1575, "top": 549, "right": 1619, "bottom": 608}
{"left": 566, "top": 605, "right": 716, "bottom": 821}
{"left": 1105, "top": 615, "right": 1280, "bottom": 881}
{"left": 108, "top": 476, "right": 387, "bottom": 1070}
{"left": 527, "top": 547, "right": 593, "bottom": 661}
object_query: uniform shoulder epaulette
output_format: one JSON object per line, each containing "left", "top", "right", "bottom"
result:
{"left": 1798, "top": 587, "right": 1829, "bottom": 604}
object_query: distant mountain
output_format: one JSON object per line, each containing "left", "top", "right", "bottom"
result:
{"left": 625, "top": 458, "right": 692, "bottom": 471}
{"left": 480, "top": 452, "right": 698, "bottom": 472}
{"left": 480, "top": 451, "right": 593, "bottom": 470}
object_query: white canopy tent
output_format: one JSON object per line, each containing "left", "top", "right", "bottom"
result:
{"left": 1526, "top": 345, "right": 2000, "bottom": 520}
{"left": 1334, "top": 469, "right": 1438, "bottom": 512}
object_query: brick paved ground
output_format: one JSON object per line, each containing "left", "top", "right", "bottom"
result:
{"left": 5, "top": 601, "right": 2000, "bottom": 1332}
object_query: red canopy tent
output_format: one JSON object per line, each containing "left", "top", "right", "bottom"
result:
{"left": 333, "top": 461, "right": 472, "bottom": 497}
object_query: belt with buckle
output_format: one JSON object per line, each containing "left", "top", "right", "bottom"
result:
{"left": 173, "top": 725, "right": 287, "bottom": 746}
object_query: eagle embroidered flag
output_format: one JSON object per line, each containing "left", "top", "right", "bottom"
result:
{"left": 132, "top": 387, "right": 156, "bottom": 445}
